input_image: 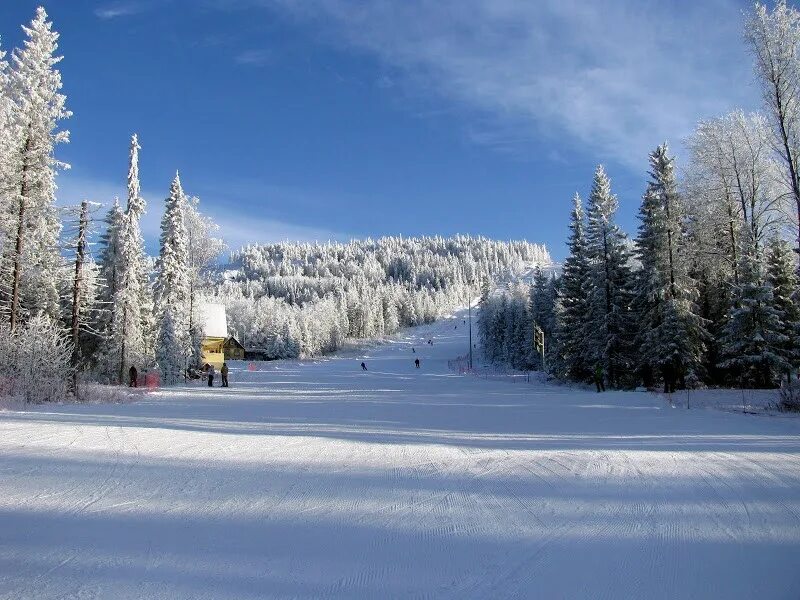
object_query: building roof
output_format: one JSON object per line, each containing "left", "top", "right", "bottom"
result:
{"left": 224, "top": 336, "right": 245, "bottom": 349}
{"left": 201, "top": 303, "right": 228, "bottom": 338}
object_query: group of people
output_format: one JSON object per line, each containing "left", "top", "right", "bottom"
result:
{"left": 360, "top": 334, "right": 445, "bottom": 373}
{"left": 128, "top": 363, "right": 231, "bottom": 388}
{"left": 203, "top": 362, "right": 230, "bottom": 387}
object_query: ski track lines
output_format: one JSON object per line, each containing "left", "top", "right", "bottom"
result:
{"left": 1, "top": 311, "right": 800, "bottom": 598}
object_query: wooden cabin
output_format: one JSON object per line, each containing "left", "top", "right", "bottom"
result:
{"left": 223, "top": 336, "right": 245, "bottom": 361}
{"left": 200, "top": 303, "right": 228, "bottom": 369}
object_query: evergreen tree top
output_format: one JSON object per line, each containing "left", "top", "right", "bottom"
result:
{"left": 127, "top": 133, "right": 145, "bottom": 217}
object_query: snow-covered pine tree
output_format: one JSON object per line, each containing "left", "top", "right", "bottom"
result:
{"left": 529, "top": 266, "right": 554, "bottom": 370}
{"left": 584, "top": 166, "right": 635, "bottom": 387}
{"left": 557, "top": 193, "right": 591, "bottom": 381}
{"left": 0, "top": 7, "right": 70, "bottom": 329}
{"left": 102, "top": 135, "right": 154, "bottom": 383}
{"left": 766, "top": 236, "right": 800, "bottom": 382}
{"left": 155, "top": 172, "right": 191, "bottom": 384}
{"left": 634, "top": 144, "right": 706, "bottom": 391}
{"left": 546, "top": 275, "right": 565, "bottom": 377}
{"left": 126, "top": 134, "right": 155, "bottom": 363}
{"left": 502, "top": 283, "right": 529, "bottom": 369}
{"left": 95, "top": 198, "right": 124, "bottom": 333}
{"left": 66, "top": 199, "right": 92, "bottom": 391}
{"left": 0, "top": 39, "right": 12, "bottom": 229}
{"left": 720, "top": 231, "right": 788, "bottom": 388}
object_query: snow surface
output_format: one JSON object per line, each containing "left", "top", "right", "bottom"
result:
{"left": 200, "top": 302, "right": 228, "bottom": 338}
{"left": 1, "top": 309, "right": 799, "bottom": 599}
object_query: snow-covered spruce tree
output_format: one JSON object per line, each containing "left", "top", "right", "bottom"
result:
{"left": 65, "top": 199, "right": 93, "bottom": 390}
{"left": 503, "top": 283, "right": 529, "bottom": 369}
{"left": 95, "top": 198, "right": 124, "bottom": 339}
{"left": 0, "top": 7, "right": 70, "bottom": 329}
{"left": 546, "top": 275, "right": 566, "bottom": 377}
{"left": 102, "top": 135, "right": 154, "bottom": 383}
{"left": 634, "top": 144, "right": 707, "bottom": 391}
{"left": 557, "top": 193, "right": 592, "bottom": 381}
{"left": 155, "top": 172, "right": 191, "bottom": 384}
{"left": 0, "top": 39, "right": 13, "bottom": 230}
{"left": 720, "top": 231, "right": 788, "bottom": 388}
{"left": 766, "top": 236, "right": 800, "bottom": 381}
{"left": 529, "top": 266, "right": 557, "bottom": 371}
{"left": 126, "top": 135, "right": 156, "bottom": 364}
{"left": 584, "top": 166, "right": 635, "bottom": 388}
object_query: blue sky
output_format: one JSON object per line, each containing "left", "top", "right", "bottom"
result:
{"left": 1, "top": 0, "right": 761, "bottom": 258}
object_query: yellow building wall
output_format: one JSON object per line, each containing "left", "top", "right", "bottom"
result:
{"left": 201, "top": 337, "right": 226, "bottom": 369}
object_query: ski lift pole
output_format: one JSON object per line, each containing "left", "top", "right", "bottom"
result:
{"left": 533, "top": 321, "right": 545, "bottom": 373}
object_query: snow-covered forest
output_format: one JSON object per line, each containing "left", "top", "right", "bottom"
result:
{"left": 479, "top": 2, "right": 800, "bottom": 401}
{"left": 211, "top": 237, "right": 548, "bottom": 360}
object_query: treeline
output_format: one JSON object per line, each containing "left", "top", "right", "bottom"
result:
{"left": 480, "top": 3, "right": 800, "bottom": 396}
{"left": 211, "top": 237, "right": 550, "bottom": 360}
{"left": 0, "top": 8, "right": 224, "bottom": 399}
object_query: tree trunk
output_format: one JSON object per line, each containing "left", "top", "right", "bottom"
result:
{"left": 70, "top": 200, "right": 89, "bottom": 395}
{"left": 119, "top": 300, "right": 127, "bottom": 385}
{"left": 771, "top": 78, "right": 800, "bottom": 264}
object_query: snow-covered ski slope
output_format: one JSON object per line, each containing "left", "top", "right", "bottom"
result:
{"left": 1, "top": 310, "right": 799, "bottom": 599}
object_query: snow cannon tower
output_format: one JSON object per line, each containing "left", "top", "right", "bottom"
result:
{"left": 200, "top": 303, "right": 228, "bottom": 369}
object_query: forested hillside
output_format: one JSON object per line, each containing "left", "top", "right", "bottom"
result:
{"left": 209, "top": 237, "right": 549, "bottom": 360}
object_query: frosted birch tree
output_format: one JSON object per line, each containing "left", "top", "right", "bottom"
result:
{"left": 183, "top": 195, "right": 225, "bottom": 365}
{"left": 746, "top": 0, "right": 800, "bottom": 258}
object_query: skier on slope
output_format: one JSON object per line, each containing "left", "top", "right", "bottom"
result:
{"left": 361, "top": 362, "right": 368, "bottom": 371}
{"left": 415, "top": 358, "right": 420, "bottom": 369}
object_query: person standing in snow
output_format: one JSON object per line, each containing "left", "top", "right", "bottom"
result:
{"left": 129, "top": 365, "right": 138, "bottom": 388}
{"left": 415, "top": 358, "right": 420, "bottom": 369}
{"left": 594, "top": 364, "right": 605, "bottom": 392}
{"left": 207, "top": 364, "right": 215, "bottom": 387}
{"left": 221, "top": 363, "right": 229, "bottom": 388}
{"left": 361, "top": 362, "right": 368, "bottom": 371}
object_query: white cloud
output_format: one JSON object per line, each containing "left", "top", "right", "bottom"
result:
{"left": 234, "top": 49, "right": 272, "bottom": 66}
{"left": 219, "top": 0, "right": 759, "bottom": 169}
{"left": 94, "top": 2, "right": 148, "bottom": 19}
